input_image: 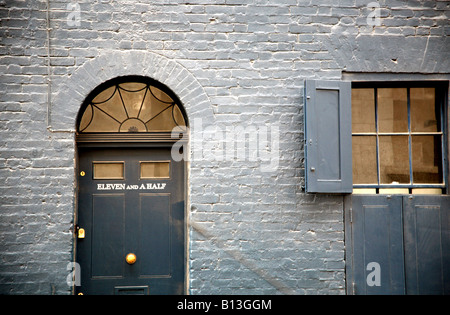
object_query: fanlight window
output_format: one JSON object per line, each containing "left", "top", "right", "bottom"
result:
{"left": 78, "top": 82, "right": 186, "bottom": 133}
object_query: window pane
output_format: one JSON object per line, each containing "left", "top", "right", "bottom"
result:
{"left": 410, "top": 88, "right": 439, "bottom": 132}
{"left": 352, "top": 136, "right": 378, "bottom": 184}
{"left": 119, "top": 118, "right": 147, "bottom": 133}
{"left": 412, "top": 135, "right": 443, "bottom": 184}
{"left": 145, "top": 105, "right": 178, "bottom": 132}
{"left": 79, "top": 104, "right": 93, "bottom": 132}
{"left": 141, "top": 162, "right": 170, "bottom": 179}
{"left": 93, "top": 162, "right": 124, "bottom": 179}
{"left": 379, "top": 136, "right": 410, "bottom": 184}
{"left": 93, "top": 87, "right": 128, "bottom": 123}
{"left": 81, "top": 105, "right": 121, "bottom": 132}
{"left": 139, "top": 86, "right": 186, "bottom": 132}
{"left": 138, "top": 90, "right": 171, "bottom": 126}
{"left": 352, "top": 88, "right": 375, "bottom": 133}
{"left": 378, "top": 88, "right": 408, "bottom": 133}
{"left": 118, "top": 82, "right": 148, "bottom": 119}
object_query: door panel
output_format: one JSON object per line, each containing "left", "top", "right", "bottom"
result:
{"left": 351, "top": 195, "right": 405, "bottom": 295}
{"left": 139, "top": 194, "right": 171, "bottom": 277}
{"left": 403, "top": 196, "right": 450, "bottom": 295}
{"left": 76, "top": 147, "right": 185, "bottom": 295}
{"left": 91, "top": 194, "right": 125, "bottom": 278}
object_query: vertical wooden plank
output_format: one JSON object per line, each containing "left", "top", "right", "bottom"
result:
{"left": 351, "top": 195, "right": 405, "bottom": 294}
{"left": 403, "top": 195, "right": 450, "bottom": 295}
{"left": 304, "top": 80, "right": 352, "bottom": 193}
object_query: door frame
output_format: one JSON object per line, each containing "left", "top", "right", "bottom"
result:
{"left": 72, "top": 138, "right": 189, "bottom": 295}
{"left": 71, "top": 75, "right": 191, "bottom": 294}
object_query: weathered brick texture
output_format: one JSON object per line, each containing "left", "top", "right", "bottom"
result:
{"left": 1, "top": 0, "right": 448, "bottom": 294}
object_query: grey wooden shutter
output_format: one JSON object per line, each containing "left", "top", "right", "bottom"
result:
{"left": 403, "top": 195, "right": 450, "bottom": 295}
{"left": 304, "top": 80, "right": 352, "bottom": 193}
{"left": 350, "top": 195, "right": 406, "bottom": 295}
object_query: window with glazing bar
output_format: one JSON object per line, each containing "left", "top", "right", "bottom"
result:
{"left": 351, "top": 82, "right": 447, "bottom": 193}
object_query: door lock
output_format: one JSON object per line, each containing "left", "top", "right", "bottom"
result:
{"left": 76, "top": 226, "right": 85, "bottom": 239}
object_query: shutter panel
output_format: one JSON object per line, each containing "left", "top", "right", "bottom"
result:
{"left": 304, "top": 80, "right": 352, "bottom": 193}
{"left": 403, "top": 195, "right": 450, "bottom": 295}
{"left": 351, "top": 195, "right": 406, "bottom": 295}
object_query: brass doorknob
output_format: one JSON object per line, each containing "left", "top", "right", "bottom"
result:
{"left": 126, "top": 253, "right": 137, "bottom": 265}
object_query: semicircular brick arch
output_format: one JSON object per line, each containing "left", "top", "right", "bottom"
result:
{"left": 51, "top": 50, "right": 213, "bottom": 132}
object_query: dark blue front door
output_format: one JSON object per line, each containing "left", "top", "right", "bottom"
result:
{"left": 76, "top": 147, "right": 185, "bottom": 295}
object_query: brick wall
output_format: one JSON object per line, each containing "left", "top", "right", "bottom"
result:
{"left": 0, "top": 0, "right": 448, "bottom": 294}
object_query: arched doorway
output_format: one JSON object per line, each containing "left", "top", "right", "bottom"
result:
{"left": 74, "top": 76, "right": 188, "bottom": 295}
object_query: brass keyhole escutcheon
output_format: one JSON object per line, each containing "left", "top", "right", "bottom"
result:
{"left": 80, "top": 171, "right": 85, "bottom": 177}
{"left": 126, "top": 253, "right": 137, "bottom": 265}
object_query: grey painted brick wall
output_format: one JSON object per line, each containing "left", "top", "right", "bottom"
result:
{"left": 0, "top": 0, "right": 449, "bottom": 294}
